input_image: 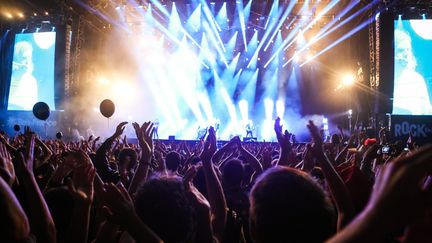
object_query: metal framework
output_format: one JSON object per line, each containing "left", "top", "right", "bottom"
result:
{"left": 368, "top": 10, "right": 376, "bottom": 89}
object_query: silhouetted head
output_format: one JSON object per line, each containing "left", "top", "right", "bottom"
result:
{"left": 165, "top": 151, "right": 181, "bottom": 172}
{"left": 134, "top": 176, "right": 196, "bottom": 243}
{"left": 118, "top": 148, "right": 138, "bottom": 172}
{"left": 44, "top": 186, "right": 74, "bottom": 242}
{"left": 222, "top": 159, "right": 244, "bottom": 187}
{"left": 331, "top": 134, "right": 340, "bottom": 145}
{"left": 250, "top": 166, "right": 335, "bottom": 243}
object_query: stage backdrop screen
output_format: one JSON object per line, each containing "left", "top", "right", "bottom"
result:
{"left": 393, "top": 19, "right": 432, "bottom": 115}
{"left": 7, "top": 32, "right": 56, "bottom": 111}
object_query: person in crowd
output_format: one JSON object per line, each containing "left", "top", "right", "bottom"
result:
{"left": 0, "top": 117, "right": 431, "bottom": 243}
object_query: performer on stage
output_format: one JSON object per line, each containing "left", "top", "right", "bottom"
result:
{"left": 153, "top": 119, "right": 159, "bottom": 139}
{"left": 245, "top": 121, "right": 254, "bottom": 139}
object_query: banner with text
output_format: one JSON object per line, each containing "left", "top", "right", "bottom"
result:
{"left": 391, "top": 115, "right": 432, "bottom": 145}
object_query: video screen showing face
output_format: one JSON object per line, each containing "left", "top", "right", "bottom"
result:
{"left": 393, "top": 19, "right": 432, "bottom": 115}
{"left": 8, "top": 32, "right": 56, "bottom": 111}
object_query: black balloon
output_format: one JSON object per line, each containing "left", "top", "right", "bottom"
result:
{"left": 99, "top": 99, "right": 115, "bottom": 118}
{"left": 13, "top": 124, "right": 20, "bottom": 132}
{"left": 56, "top": 132, "right": 63, "bottom": 139}
{"left": 32, "top": 102, "right": 50, "bottom": 120}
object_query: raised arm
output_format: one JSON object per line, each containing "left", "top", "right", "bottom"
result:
{"left": 0, "top": 142, "right": 16, "bottom": 186}
{"left": 35, "top": 136, "right": 54, "bottom": 168}
{"left": 15, "top": 127, "right": 56, "bottom": 243}
{"left": 234, "top": 136, "right": 263, "bottom": 176}
{"left": 183, "top": 166, "right": 214, "bottom": 242}
{"left": 0, "top": 133, "right": 17, "bottom": 155}
{"left": 327, "top": 145, "right": 432, "bottom": 243}
{"left": 103, "top": 183, "right": 162, "bottom": 243}
{"left": 307, "top": 121, "right": 355, "bottom": 230}
{"left": 212, "top": 139, "right": 235, "bottom": 165}
{"left": 334, "top": 135, "right": 355, "bottom": 164}
{"left": 274, "top": 117, "right": 295, "bottom": 167}
{"left": 200, "top": 127, "right": 227, "bottom": 242}
{"left": 128, "top": 121, "right": 154, "bottom": 195}
{"left": 0, "top": 176, "right": 30, "bottom": 242}
{"left": 65, "top": 151, "right": 96, "bottom": 243}
{"left": 94, "top": 122, "right": 127, "bottom": 182}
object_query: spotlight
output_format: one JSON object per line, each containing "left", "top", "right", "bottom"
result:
{"left": 322, "top": 117, "right": 329, "bottom": 130}
{"left": 44, "top": 11, "right": 49, "bottom": 16}
{"left": 98, "top": 77, "right": 110, "bottom": 84}
{"left": 33, "top": 12, "right": 37, "bottom": 16}
{"left": 342, "top": 74, "right": 355, "bottom": 86}
{"left": 5, "top": 12, "right": 13, "bottom": 19}
{"left": 17, "top": 12, "right": 24, "bottom": 18}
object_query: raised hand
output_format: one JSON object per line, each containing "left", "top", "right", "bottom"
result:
{"left": 0, "top": 133, "right": 8, "bottom": 145}
{"left": 199, "top": 126, "right": 226, "bottom": 242}
{"left": 307, "top": 120, "right": 355, "bottom": 229}
{"left": 17, "top": 127, "right": 36, "bottom": 174}
{"left": 0, "top": 142, "right": 15, "bottom": 185}
{"left": 183, "top": 166, "right": 214, "bottom": 243}
{"left": 200, "top": 126, "right": 216, "bottom": 164}
{"left": 183, "top": 166, "right": 210, "bottom": 212}
{"left": 274, "top": 117, "right": 283, "bottom": 135}
{"left": 370, "top": 145, "right": 432, "bottom": 225}
{"left": 378, "top": 127, "right": 387, "bottom": 145}
{"left": 139, "top": 122, "right": 154, "bottom": 162}
{"left": 103, "top": 182, "right": 162, "bottom": 242}
{"left": 103, "top": 183, "right": 135, "bottom": 226}
{"left": 128, "top": 122, "right": 154, "bottom": 194}
{"left": 274, "top": 118, "right": 292, "bottom": 151}
{"left": 132, "top": 122, "right": 142, "bottom": 140}
{"left": 16, "top": 126, "right": 56, "bottom": 243}
{"left": 358, "top": 131, "right": 366, "bottom": 147}
{"left": 261, "top": 147, "right": 273, "bottom": 170}
{"left": 329, "top": 145, "right": 432, "bottom": 242}
{"left": 67, "top": 154, "right": 96, "bottom": 204}
{"left": 114, "top": 122, "right": 128, "bottom": 137}
{"left": 154, "top": 150, "right": 166, "bottom": 172}
{"left": 307, "top": 120, "right": 324, "bottom": 157}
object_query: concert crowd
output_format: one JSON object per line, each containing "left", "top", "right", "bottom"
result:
{"left": 0, "top": 118, "right": 431, "bottom": 243}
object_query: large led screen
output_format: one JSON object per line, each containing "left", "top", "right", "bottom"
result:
{"left": 393, "top": 19, "right": 432, "bottom": 115}
{"left": 8, "top": 32, "right": 56, "bottom": 110}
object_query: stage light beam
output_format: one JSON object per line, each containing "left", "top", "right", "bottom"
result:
{"left": 342, "top": 73, "right": 355, "bottom": 86}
